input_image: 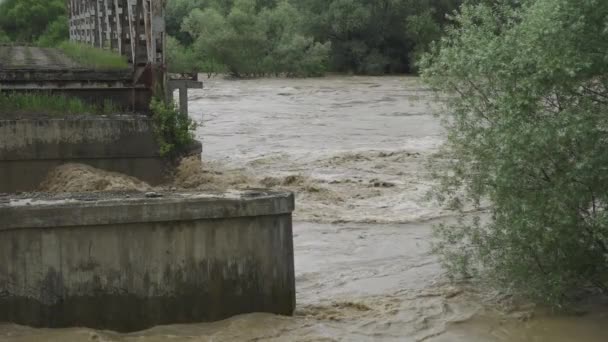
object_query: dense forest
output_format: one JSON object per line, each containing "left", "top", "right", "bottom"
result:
{"left": 0, "top": 0, "right": 68, "bottom": 47}
{"left": 166, "top": 0, "right": 464, "bottom": 76}
{"left": 0, "top": 0, "right": 463, "bottom": 77}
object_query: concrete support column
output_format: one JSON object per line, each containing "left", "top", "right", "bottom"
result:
{"left": 167, "top": 79, "right": 203, "bottom": 116}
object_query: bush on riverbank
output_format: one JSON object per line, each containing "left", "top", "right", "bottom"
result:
{"left": 422, "top": 0, "right": 608, "bottom": 306}
{"left": 150, "top": 97, "right": 197, "bottom": 157}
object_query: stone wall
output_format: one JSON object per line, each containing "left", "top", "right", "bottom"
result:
{"left": 0, "top": 191, "right": 296, "bottom": 332}
{"left": 0, "top": 115, "right": 199, "bottom": 192}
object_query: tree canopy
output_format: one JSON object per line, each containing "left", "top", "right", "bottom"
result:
{"left": 0, "top": 0, "right": 462, "bottom": 76}
{"left": 168, "top": 0, "right": 463, "bottom": 76}
{"left": 422, "top": 0, "right": 608, "bottom": 305}
{"left": 0, "top": 0, "right": 67, "bottom": 45}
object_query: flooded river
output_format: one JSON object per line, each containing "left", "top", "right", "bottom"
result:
{"left": 1, "top": 76, "right": 607, "bottom": 341}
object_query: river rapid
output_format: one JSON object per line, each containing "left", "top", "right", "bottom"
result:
{"left": 1, "top": 76, "right": 607, "bottom": 341}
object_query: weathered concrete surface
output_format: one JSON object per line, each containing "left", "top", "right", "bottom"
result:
{"left": 0, "top": 191, "right": 296, "bottom": 332}
{"left": 0, "top": 116, "right": 201, "bottom": 192}
{"left": 0, "top": 46, "right": 81, "bottom": 70}
{"left": 0, "top": 46, "right": 132, "bottom": 79}
{"left": 0, "top": 45, "right": 153, "bottom": 113}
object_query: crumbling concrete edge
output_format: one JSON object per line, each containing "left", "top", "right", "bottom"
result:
{"left": 0, "top": 191, "right": 295, "bottom": 230}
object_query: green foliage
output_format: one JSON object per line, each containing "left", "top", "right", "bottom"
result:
{"left": 0, "top": 92, "right": 118, "bottom": 116}
{"left": 166, "top": 36, "right": 199, "bottom": 73}
{"left": 36, "top": 16, "right": 69, "bottom": 47}
{"left": 406, "top": 10, "right": 442, "bottom": 72}
{"left": 295, "top": 0, "right": 462, "bottom": 74}
{"left": 421, "top": 0, "right": 608, "bottom": 306}
{"left": 180, "top": 0, "right": 330, "bottom": 77}
{"left": 0, "top": 29, "right": 10, "bottom": 43}
{"left": 150, "top": 98, "right": 197, "bottom": 157}
{"left": 168, "top": 0, "right": 463, "bottom": 75}
{"left": 0, "top": 0, "right": 465, "bottom": 75}
{"left": 0, "top": 0, "right": 66, "bottom": 42}
{"left": 58, "top": 42, "right": 129, "bottom": 70}
{"left": 166, "top": 0, "right": 206, "bottom": 45}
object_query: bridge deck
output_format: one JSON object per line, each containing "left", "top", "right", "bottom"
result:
{"left": 0, "top": 46, "right": 82, "bottom": 70}
{"left": 0, "top": 45, "right": 149, "bottom": 113}
{"left": 0, "top": 45, "right": 132, "bottom": 84}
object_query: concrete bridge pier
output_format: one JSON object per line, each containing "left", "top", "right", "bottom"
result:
{"left": 0, "top": 191, "right": 296, "bottom": 332}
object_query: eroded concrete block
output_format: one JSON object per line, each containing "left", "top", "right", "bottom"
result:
{"left": 0, "top": 191, "right": 296, "bottom": 332}
{"left": 0, "top": 116, "right": 202, "bottom": 192}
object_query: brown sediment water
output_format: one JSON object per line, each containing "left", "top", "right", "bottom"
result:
{"left": 8, "top": 76, "right": 608, "bottom": 341}
{"left": 39, "top": 163, "right": 152, "bottom": 192}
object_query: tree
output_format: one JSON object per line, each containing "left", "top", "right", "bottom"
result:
{"left": 183, "top": 0, "right": 268, "bottom": 77}
{"left": 294, "top": 0, "right": 463, "bottom": 74}
{"left": 0, "top": 29, "right": 10, "bottom": 43}
{"left": 406, "top": 9, "right": 442, "bottom": 72}
{"left": 166, "top": 36, "right": 198, "bottom": 73}
{"left": 0, "top": 0, "right": 66, "bottom": 42}
{"left": 166, "top": 0, "right": 206, "bottom": 44}
{"left": 259, "top": 1, "right": 330, "bottom": 77}
{"left": 36, "top": 16, "right": 69, "bottom": 47}
{"left": 421, "top": 0, "right": 608, "bottom": 305}
{"left": 183, "top": 0, "right": 329, "bottom": 77}
{"left": 168, "top": 0, "right": 464, "bottom": 75}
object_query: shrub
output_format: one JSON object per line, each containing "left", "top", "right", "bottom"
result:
{"left": 421, "top": 0, "right": 608, "bottom": 306}
{"left": 150, "top": 97, "right": 197, "bottom": 157}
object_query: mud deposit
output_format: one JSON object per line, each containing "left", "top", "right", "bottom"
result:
{"left": 3, "top": 76, "right": 607, "bottom": 341}
{"left": 39, "top": 164, "right": 152, "bottom": 193}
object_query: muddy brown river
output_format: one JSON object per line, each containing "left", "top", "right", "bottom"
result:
{"left": 1, "top": 76, "right": 607, "bottom": 341}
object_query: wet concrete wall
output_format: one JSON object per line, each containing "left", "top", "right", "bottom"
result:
{"left": 0, "top": 191, "right": 296, "bottom": 332}
{"left": 0, "top": 116, "right": 198, "bottom": 192}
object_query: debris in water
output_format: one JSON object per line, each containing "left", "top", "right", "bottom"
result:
{"left": 171, "top": 156, "right": 254, "bottom": 191}
{"left": 145, "top": 192, "right": 163, "bottom": 198}
{"left": 39, "top": 163, "right": 152, "bottom": 193}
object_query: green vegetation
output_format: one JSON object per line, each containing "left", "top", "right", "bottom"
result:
{"left": 36, "top": 16, "right": 69, "bottom": 47}
{"left": 422, "top": 0, "right": 608, "bottom": 306}
{"left": 0, "top": 0, "right": 67, "bottom": 45}
{"left": 0, "top": 92, "right": 119, "bottom": 115}
{"left": 176, "top": 0, "right": 331, "bottom": 77}
{"left": 0, "top": 1, "right": 125, "bottom": 70}
{"left": 1, "top": 0, "right": 463, "bottom": 76}
{"left": 168, "top": 0, "right": 463, "bottom": 76}
{"left": 58, "top": 42, "right": 129, "bottom": 70}
{"left": 0, "top": 29, "right": 10, "bottom": 43}
{"left": 150, "top": 98, "right": 198, "bottom": 157}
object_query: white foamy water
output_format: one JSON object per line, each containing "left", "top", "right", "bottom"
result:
{"left": 189, "top": 76, "right": 446, "bottom": 223}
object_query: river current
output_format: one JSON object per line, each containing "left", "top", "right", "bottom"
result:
{"left": 1, "top": 76, "right": 606, "bottom": 341}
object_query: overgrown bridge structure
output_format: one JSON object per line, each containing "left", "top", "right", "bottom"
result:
{"left": 0, "top": 0, "right": 200, "bottom": 114}
{"left": 67, "top": 0, "right": 166, "bottom": 68}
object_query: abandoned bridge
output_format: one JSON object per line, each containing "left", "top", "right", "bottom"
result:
{"left": 0, "top": 0, "right": 201, "bottom": 114}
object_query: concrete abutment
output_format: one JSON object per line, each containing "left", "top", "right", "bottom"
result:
{"left": 0, "top": 191, "right": 296, "bottom": 332}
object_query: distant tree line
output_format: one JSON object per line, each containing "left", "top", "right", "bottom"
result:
{"left": 168, "top": 0, "right": 464, "bottom": 76}
{"left": 0, "top": 0, "right": 464, "bottom": 77}
{"left": 0, "top": 0, "right": 68, "bottom": 46}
